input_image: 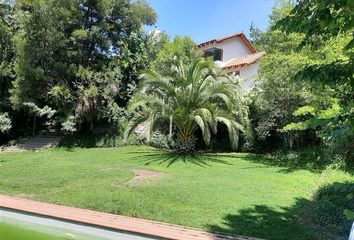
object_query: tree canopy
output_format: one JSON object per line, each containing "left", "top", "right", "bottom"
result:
{"left": 0, "top": 0, "right": 159, "bottom": 137}
{"left": 275, "top": 0, "right": 353, "bottom": 160}
{"left": 250, "top": 1, "right": 353, "bottom": 158}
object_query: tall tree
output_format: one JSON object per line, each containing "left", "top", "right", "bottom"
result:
{"left": 3, "top": 0, "right": 157, "bottom": 135}
{"left": 125, "top": 58, "right": 249, "bottom": 151}
{"left": 0, "top": 2, "right": 14, "bottom": 109}
{"left": 151, "top": 36, "right": 200, "bottom": 77}
{"left": 249, "top": 2, "right": 312, "bottom": 150}
{"left": 275, "top": 0, "right": 354, "bottom": 160}
{"left": 115, "top": 29, "right": 166, "bottom": 105}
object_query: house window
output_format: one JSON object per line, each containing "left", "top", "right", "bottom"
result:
{"left": 234, "top": 71, "right": 240, "bottom": 76}
{"left": 203, "top": 48, "right": 223, "bottom": 61}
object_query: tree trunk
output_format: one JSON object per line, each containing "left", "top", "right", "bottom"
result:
{"left": 284, "top": 134, "right": 288, "bottom": 148}
{"left": 169, "top": 116, "right": 173, "bottom": 139}
{"left": 289, "top": 132, "right": 293, "bottom": 151}
{"left": 90, "top": 120, "right": 94, "bottom": 131}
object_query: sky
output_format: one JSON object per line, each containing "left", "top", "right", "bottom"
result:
{"left": 146, "top": 0, "right": 276, "bottom": 44}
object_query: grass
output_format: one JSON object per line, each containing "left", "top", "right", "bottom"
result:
{"left": 0, "top": 145, "right": 352, "bottom": 239}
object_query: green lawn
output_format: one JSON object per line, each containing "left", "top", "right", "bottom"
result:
{"left": 0, "top": 146, "right": 352, "bottom": 239}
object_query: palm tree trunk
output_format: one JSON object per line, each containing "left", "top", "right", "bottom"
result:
{"left": 169, "top": 116, "right": 173, "bottom": 139}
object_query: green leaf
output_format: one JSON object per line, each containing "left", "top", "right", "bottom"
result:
{"left": 344, "top": 209, "right": 354, "bottom": 221}
{"left": 293, "top": 105, "right": 316, "bottom": 116}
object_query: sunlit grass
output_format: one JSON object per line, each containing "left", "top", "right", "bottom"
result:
{"left": 0, "top": 146, "right": 352, "bottom": 239}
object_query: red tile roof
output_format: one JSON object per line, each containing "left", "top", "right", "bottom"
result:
{"left": 222, "top": 52, "right": 266, "bottom": 72}
{"left": 197, "top": 32, "right": 257, "bottom": 53}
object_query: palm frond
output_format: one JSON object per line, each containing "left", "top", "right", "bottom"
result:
{"left": 126, "top": 57, "right": 249, "bottom": 151}
{"left": 194, "top": 114, "right": 211, "bottom": 145}
{"left": 124, "top": 113, "right": 150, "bottom": 142}
{"left": 147, "top": 112, "right": 157, "bottom": 142}
{"left": 216, "top": 116, "right": 240, "bottom": 150}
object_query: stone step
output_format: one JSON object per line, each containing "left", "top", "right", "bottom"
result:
{"left": 20, "top": 140, "right": 60, "bottom": 145}
{"left": 22, "top": 139, "right": 61, "bottom": 144}
{"left": 18, "top": 143, "right": 56, "bottom": 148}
{"left": 32, "top": 136, "right": 62, "bottom": 140}
{"left": 1, "top": 135, "right": 62, "bottom": 152}
{"left": 19, "top": 141, "right": 58, "bottom": 144}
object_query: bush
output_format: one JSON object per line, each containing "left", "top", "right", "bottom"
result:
{"left": 171, "top": 137, "right": 196, "bottom": 153}
{"left": 262, "top": 146, "right": 351, "bottom": 172}
{"left": 313, "top": 182, "right": 354, "bottom": 237}
{"left": 149, "top": 132, "right": 172, "bottom": 149}
{"left": 149, "top": 132, "right": 196, "bottom": 153}
{"left": 58, "top": 131, "right": 141, "bottom": 148}
{"left": 0, "top": 112, "right": 11, "bottom": 133}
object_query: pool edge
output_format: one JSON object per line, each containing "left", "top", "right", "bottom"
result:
{"left": 0, "top": 194, "right": 260, "bottom": 240}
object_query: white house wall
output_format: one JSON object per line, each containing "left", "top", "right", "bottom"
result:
{"left": 199, "top": 38, "right": 253, "bottom": 62}
{"left": 198, "top": 37, "right": 260, "bottom": 90}
{"left": 240, "top": 61, "right": 259, "bottom": 90}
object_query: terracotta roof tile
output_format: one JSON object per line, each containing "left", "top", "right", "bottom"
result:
{"left": 222, "top": 52, "right": 265, "bottom": 71}
{"left": 197, "top": 32, "right": 257, "bottom": 53}
{"left": 197, "top": 32, "right": 242, "bottom": 47}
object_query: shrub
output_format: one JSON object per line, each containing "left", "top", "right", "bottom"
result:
{"left": 149, "top": 132, "right": 196, "bottom": 153}
{"left": 58, "top": 131, "right": 141, "bottom": 148}
{"left": 313, "top": 182, "right": 354, "bottom": 237}
{"left": 61, "top": 115, "right": 77, "bottom": 133}
{"left": 264, "top": 147, "right": 331, "bottom": 171}
{"left": 0, "top": 112, "right": 12, "bottom": 133}
{"left": 170, "top": 137, "right": 196, "bottom": 153}
{"left": 149, "top": 132, "right": 171, "bottom": 149}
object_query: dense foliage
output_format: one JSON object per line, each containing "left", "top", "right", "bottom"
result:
{"left": 151, "top": 35, "right": 200, "bottom": 76}
{"left": 275, "top": 0, "right": 354, "bottom": 163}
{"left": 250, "top": 1, "right": 353, "bottom": 165}
{"left": 249, "top": 3, "right": 314, "bottom": 151}
{"left": 0, "top": 0, "right": 352, "bottom": 164}
{"left": 125, "top": 58, "right": 250, "bottom": 151}
{"left": 0, "top": 0, "right": 158, "bottom": 138}
{"left": 314, "top": 182, "right": 354, "bottom": 236}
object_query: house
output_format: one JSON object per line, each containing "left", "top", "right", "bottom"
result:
{"left": 197, "top": 32, "right": 265, "bottom": 90}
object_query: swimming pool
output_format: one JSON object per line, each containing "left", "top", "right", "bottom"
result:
{"left": 0, "top": 208, "right": 159, "bottom": 240}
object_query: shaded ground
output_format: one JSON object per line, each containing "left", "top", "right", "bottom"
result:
{"left": 208, "top": 198, "right": 344, "bottom": 240}
{"left": 140, "top": 151, "right": 232, "bottom": 167}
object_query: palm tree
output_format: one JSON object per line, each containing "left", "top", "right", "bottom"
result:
{"left": 124, "top": 58, "right": 249, "bottom": 150}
